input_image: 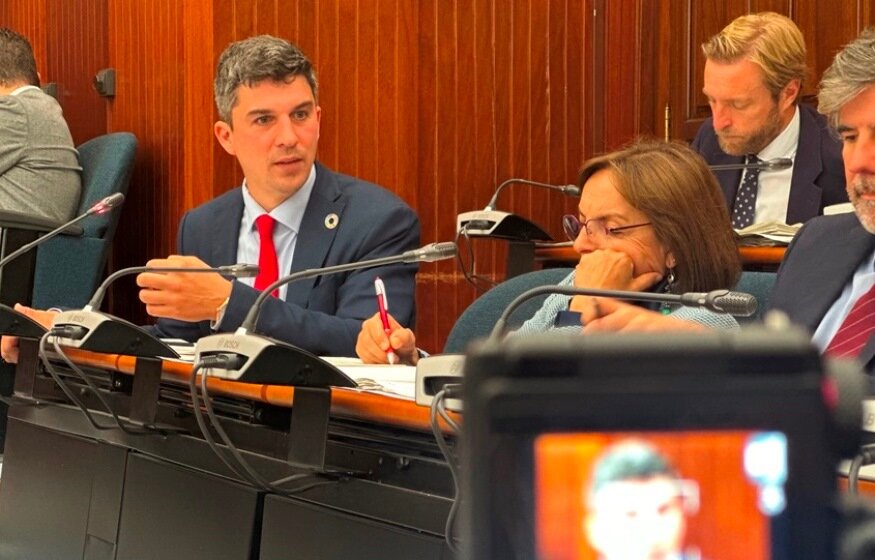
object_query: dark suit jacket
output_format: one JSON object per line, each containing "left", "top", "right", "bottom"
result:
{"left": 770, "top": 212, "right": 875, "bottom": 375}
{"left": 691, "top": 104, "right": 847, "bottom": 224}
{"left": 150, "top": 162, "right": 420, "bottom": 357}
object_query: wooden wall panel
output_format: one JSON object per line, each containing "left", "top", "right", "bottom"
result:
{"left": 32, "top": 0, "right": 869, "bottom": 350}
{"left": 0, "top": 0, "right": 48, "bottom": 76}
{"left": 415, "top": 0, "right": 590, "bottom": 352}
{"left": 45, "top": 0, "right": 108, "bottom": 145}
{"left": 106, "top": 0, "right": 186, "bottom": 322}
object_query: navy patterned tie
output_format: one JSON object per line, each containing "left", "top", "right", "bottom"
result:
{"left": 731, "top": 155, "right": 760, "bottom": 229}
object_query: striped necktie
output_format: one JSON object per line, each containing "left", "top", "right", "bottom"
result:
{"left": 825, "top": 284, "right": 875, "bottom": 358}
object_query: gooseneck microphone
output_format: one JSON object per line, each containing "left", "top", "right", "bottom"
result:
{"left": 240, "top": 241, "right": 457, "bottom": 333}
{"left": 0, "top": 193, "right": 126, "bottom": 339}
{"left": 0, "top": 193, "right": 125, "bottom": 271}
{"left": 709, "top": 157, "right": 793, "bottom": 172}
{"left": 84, "top": 263, "right": 260, "bottom": 312}
{"left": 457, "top": 178, "right": 579, "bottom": 242}
{"left": 483, "top": 178, "right": 580, "bottom": 212}
{"left": 488, "top": 285, "right": 757, "bottom": 342}
{"left": 51, "top": 263, "right": 258, "bottom": 358}
{"left": 194, "top": 241, "right": 458, "bottom": 385}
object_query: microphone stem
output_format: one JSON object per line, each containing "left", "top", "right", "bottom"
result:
{"left": 242, "top": 253, "right": 409, "bottom": 332}
{"left": 0, "top": 208, "right": 97, "bottom": 271}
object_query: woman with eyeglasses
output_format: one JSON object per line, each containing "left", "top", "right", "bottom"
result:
{"left": 355, "top": 140, "right": 741, "bottom": 365}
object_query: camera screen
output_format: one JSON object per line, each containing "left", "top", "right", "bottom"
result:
{"left": 534, "top": 430, "right": 788, "bottom": 560}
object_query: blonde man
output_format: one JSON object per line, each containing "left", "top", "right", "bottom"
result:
{"left": 692, "top": 12, "right": 846, "bottom": 227}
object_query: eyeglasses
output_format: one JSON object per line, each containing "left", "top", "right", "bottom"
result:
{"left": 562, "top": 214, "right": 652, "bottom": 242}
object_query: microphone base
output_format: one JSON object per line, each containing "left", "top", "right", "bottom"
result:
{"left": 0, "top": 303, "right": 48, "bottom": 339}
{"left": 194, "top": 333, "right": 356, "bottom": 388}
{"left": 457, "top": 210, "right": 552, "bottom": 242}
{"left": 415, "top": 354, "right": 464, "bottom": 412}
{"left": 195, "top": 333, "right": 357, "bottom": 473}
{"left": 51, "top": 310, "right": 179, "bottom": 359}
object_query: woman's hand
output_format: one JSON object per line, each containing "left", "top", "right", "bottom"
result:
{"left": 569, "top": 249, "right": 663, "bottom": 321}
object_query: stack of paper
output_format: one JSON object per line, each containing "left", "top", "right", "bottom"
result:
{"left": 735, "top": 222, "right": 802, "bottom": 245}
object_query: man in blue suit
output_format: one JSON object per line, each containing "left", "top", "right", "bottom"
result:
{"left": 135, "top": 36, "right": 420, "bottom": 357}
{"left": 693, "top": 12, "right": 846, "bottom": 226}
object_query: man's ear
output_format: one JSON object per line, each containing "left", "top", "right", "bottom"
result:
{"left": 779, "top": 79, "right": 801, "bottom": 111}
{"left": 214, "top": 121, "right": 235, "bottom": 155}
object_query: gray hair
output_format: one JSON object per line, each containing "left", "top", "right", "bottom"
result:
{"left": 0, "top": 28, "right": 39, "bottom": 87}
{"left": 818, "top": 28, "right": 875, "bottom": 130}
{"left": 213, "top": 35, "right": 318, "bottom": 123}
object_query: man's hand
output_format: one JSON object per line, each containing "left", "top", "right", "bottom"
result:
{"left": 0, "top": 304, "right": 58, "bottom": 364}
{"left": 583, "top": 298, "right": 706, "bottom": 333}
{"left": 569, "top": 249, "right": 663, "bottom": 321}
{"left": 356, "top": 312, "right": 419, "bottom": 365}
{"left": 136, "top": 255, "right": 232, "bottom": 322}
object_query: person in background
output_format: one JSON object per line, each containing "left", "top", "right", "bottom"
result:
{"left": 584, "top": 441, "right": 698, "bottom": 560}
{"left": 0, "top": 27, "right": 81, "bottom": 223}
{"left": 356, "top": 140, "right": 741, "bottom": 365}
{"left": 693, "top": 12, "right": 846, "bottom": 228}
{"left": 1, "top": 35, "right": 419, "bottom": 362}
{"left": 586, "top": 28, "right": 875, "bottom": 380}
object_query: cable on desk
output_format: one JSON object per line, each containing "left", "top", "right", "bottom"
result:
{"left": 431, "top": 385, "right": 462, "bottom": 554}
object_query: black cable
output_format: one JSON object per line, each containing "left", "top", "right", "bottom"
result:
{"left": 189, "top": 359, "right": 268, "bottom": 489}
{"left": 38, "top": 331, "right": 120, "bottom": 432}
{"left": 455, "top": 226, "right": 497, "bottom": 292}
{"left": 192, "top": 356, "right": 348, "bottom": 496}
{"left": 847, "top": 445, "right": 875, "bottom": 495}
{"left": 431, "top": 388, "right": 462, "bottom": 554}
{"left": 199, "top": 360, "right": 276, "bottom": 490}
{"left": 51, "top": 335, "right": 154, "bottom": 435}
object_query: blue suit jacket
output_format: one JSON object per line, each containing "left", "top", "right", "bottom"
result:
{"left": 150, "top": 162, "right": 420, "bottom": 357}
{"left": 770, "top": 212, "right": 875, "bottom": 375}
{"left": 691, "top": 104, "right": 847, "bottom": 224}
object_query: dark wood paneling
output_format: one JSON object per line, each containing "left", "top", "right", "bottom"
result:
{"left": 45, "top": 0, "right": 108, "bottom": 145}
{"left": 31, "top": 0, "right": 871, "bottom": 352}
{"left": 106, "top": 0, "right": 186, "bottom": 322}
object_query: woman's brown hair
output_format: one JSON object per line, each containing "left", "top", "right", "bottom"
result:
{"left": 578, "top": 140, "right": 741, "bottom": 293}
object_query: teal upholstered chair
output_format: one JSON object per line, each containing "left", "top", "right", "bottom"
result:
{"left": 31, "top": 132, "right": 137, "bottom": 309}
{"left": 733, "top": 270, "right": 777, "bottom": 324}
{"left": 443, "top": 268, "right": 573, "bottom": 353}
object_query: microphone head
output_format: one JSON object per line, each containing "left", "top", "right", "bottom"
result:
{"left": 216, "top": 263, "right": 260, "bottom": 278}
{"left": 707, "top": 290, "right": 758, "bottom": 317}
{"left": 403, "top": 242, "right": 458, "bottom": 263}
{"left": 91, "top": 193, "right": 126, "bottom": 215}
{"left": 562, "top": 184, "right": 581, "bottom": 197}
{"left": 762, "top": 157, "right": 793, "bottom": 171}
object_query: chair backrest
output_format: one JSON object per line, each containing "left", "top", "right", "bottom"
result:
{"left": 32, "top": 132, "right": 138, "bottom": 308}
{"left": 443, "top": 268, "right": 573, "bottom": 354}
{"left": 732, "top": 270, "right": 777, "bottom": 324}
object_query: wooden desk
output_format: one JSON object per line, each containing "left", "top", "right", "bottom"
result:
{"left": 533, "top": 243, "right": 787, "bottom": 272}
{"left": 0, "top": 347, "right": 455, "bottom": 560}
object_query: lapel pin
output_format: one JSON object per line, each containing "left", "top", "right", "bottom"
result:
{"left": 324, "top": 213, "right": 339, "bottom": 229}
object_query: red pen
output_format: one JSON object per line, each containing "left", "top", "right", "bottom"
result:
{"left": 374, "top": 277, "right": 398, "bottom": 365}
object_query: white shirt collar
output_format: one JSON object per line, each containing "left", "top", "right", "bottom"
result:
{"left": 241, "top": 164, "right": 316, "bottom": 234}
{"left": 757, "top": 105, "right": 800, "bottom": 161}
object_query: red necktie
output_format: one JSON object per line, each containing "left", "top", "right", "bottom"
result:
{"left": 825, "top": 284, "right": 875, "bottom": 358}
{"left": 254, "top": 214, "right": 279, "bottom": 297}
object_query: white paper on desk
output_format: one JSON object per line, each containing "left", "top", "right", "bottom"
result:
{"left": 323, "top": 357, "right": 417, "bottom": 400}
